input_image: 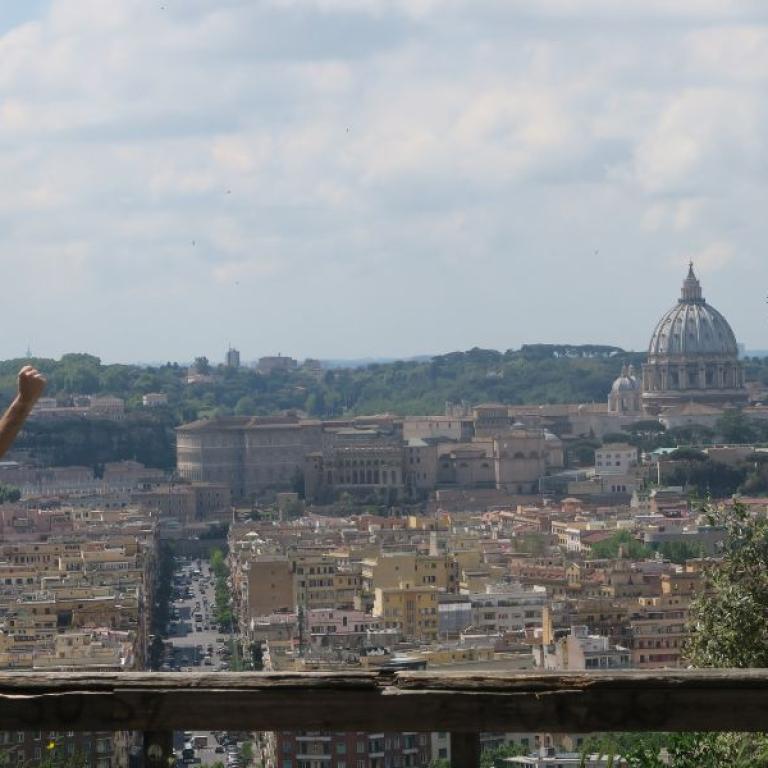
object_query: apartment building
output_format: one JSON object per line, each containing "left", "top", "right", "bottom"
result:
{"left": 269, "top": 731, "right": 431, "bottom": 768}
{"left": 0, "top": 509, "right": 158, "bottom": 768}
{"left": 293, "top": 554, "right": 340, "bottom": 610}
{"left": 594, "top": 444, "right": 638, "bottom": 476}
{"left": 361, "top": 552, "right": 458, "bottom": 596}
{"left": 540, "top": 625, "right": 631, "bottom": 671}
{"left": 629, "top": 593, "right": 691, "bottom": 669}
{"left": 469, "top": 584, "right": 546, "bottom": 635}
{"left": 373, "top": 585, "right": 439, "bottom": 642}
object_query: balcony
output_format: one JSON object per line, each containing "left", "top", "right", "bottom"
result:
{"left": 1, "top": 669, "right": 767, "bottom": 767}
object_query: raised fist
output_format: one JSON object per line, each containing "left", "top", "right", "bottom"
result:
{"left": 17, "top": 366, "right": 46, "bottom": 407}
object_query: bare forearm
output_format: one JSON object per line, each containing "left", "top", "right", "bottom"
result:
{"left": 0, "top": 396, "right": 34, "bottom": 459}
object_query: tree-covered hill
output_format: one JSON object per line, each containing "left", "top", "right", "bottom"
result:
{"left": 0, "top": 347, "right": 646, "bottom": 421}
{"left": 1, "top": 348, "right": 766, "bottom": 472}
{"left": 1, "top": 346, "right": 766, "bottom": 424}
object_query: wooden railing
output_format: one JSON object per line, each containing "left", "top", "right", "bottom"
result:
{"left": 3, "top": 669, "right": 768, "bottom": 766}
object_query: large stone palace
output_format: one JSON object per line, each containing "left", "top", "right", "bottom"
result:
{"left": 176, "top": 410, "right": 566, "bottom": 503}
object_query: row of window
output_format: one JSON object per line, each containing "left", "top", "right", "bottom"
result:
{"left": 285, "top": 759, "right": 421, "bottom": 768}
{"left": 334, "top": 470, "right": 399, "bottom": 485}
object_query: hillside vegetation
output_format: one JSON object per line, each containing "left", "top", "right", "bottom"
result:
{"left": 0, "top": 346, "right": 654, "bottom": 421}
{"left": 3, "top": 348, "right": 767, "bottom": 473}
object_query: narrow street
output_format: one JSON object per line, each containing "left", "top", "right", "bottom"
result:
{"left": 160, "top": 554, "right": 254, "bottom": 768}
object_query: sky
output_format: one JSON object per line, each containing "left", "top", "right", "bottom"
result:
{"left": 1, "top": 0, "right": 767, "bottom": 364}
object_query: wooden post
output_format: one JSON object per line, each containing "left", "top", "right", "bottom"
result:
{"left": 142, "top": 731, "right": 174, "bottom": 767}
{"left": 451, "top": 732, "right": 480, "bottom": 768}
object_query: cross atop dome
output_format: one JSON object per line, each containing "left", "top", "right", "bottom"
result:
{"left": 680, "top": 262, "right": 703, "bottom": 303}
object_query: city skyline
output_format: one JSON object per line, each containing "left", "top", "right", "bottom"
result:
{"left": 1, "top": 1, "right": 767, "bottom": 362}
{"left": 1, "top": 3, "right": 768, "bottom": 763}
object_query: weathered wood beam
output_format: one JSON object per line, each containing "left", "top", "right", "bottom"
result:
{"left": 2, "top": 670, "right": 768, "bottom": 733}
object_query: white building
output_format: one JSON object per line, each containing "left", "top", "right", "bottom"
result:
{"left": 225, "top": 347, "right": 241, "bottom": 369}
{"left": 89, "top": 396, "right": 125, "bottom": 419}
{"left": 142, "top": 393, "right": 168, "bottom": 407}
{"left": 469, "top": 584, "right": 546, "bottom": 634}
{"left": 502, "top": 749, "right": 627, "bottom": 767}
{"left": 540, "top": 625, "right": 631, "bottom": 671}
{"left": 595, "top": 444, "right": 638, "bottom": 476}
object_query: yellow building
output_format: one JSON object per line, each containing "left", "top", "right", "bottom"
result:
{"left": 373, "top": 584, "right": 439, "bottom": 642}
{"left": 243, "top": 557, "right": 294, "bottom": 618}
{"left": 362, "top": 552, "right": 457, "bottom": 595}
{"left": 630, "top": 593, "right": 692, "bottom": 669}
{"left": 292, "top": 553, "right": 339, "bottom": 610}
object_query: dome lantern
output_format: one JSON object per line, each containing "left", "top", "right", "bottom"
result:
{"left": 680, "top": 262, "right": 704, "bottom": 303}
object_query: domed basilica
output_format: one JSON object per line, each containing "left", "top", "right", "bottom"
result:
{"left": 638, "top": 264, "right": 747, "bottom": 414}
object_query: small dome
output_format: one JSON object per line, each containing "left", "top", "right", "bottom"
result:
{"left": 611, "top": 364, "right": 639, "bottom": 393}
{"left": 648, "top": 265, "right": 738, "bottom": 358}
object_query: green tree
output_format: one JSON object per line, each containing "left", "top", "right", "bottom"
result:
{"left": 589, "top": 530, "right": 651, "bottom": 560}
{"left": 0, "top": 484, "right": 21, "bottom": 504}
{"left": 193, "top": 356, "right": 211, "bottom": 375}
{"left": 567, "top": 437, "right": 600, "bottom": 467}
{"left": 655, "top": 540, "right": 703, "bottom": 564}
{"left": 624, "top": 420, "right": 671, "bottom": 452}
{"left": 717, "top": 410, "right": 759, "bottom": 444}
{"left": 240, "top": 741, "right": 255, "bottom": 765}
{"left": 210, "top": 548, "right": 227, "bottom": 578}
{"left": 667, "top": 447, "right": 708, "bottom": 462}
{"left": 603, "top": 502, "right": 768, "bottom": 767}
{"left": 602, "top": 432, "right": 637, "bottom": 445}
{"left": 584, "top": 731, "right": 768, "bottom": 768}
{"left": 686, "top": 502, "right": 768, "bottom": 667}
{"left": 235, "top": 396, "right": 258, "bottom": 416}
{"left": 666, "top": 424, "right": 716, "bottom": 445}
{"left": 479, "top": 743, "right": 526, "bottom": 768}
{"left": 664, "top": 459, "right": 746, "bottom": 498}
{"left": 655, "top": 502, "right": 768, "bottom": 765}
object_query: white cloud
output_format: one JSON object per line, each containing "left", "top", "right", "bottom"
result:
{"left": 684, "top": 25, "right": 768, "bottom": 81}
{"left": 0, "top": 0, "right": 765, "bottom": 360}
{"left": 642, "top": 198, "right": 706, "bottom": 233}
{"left": 631, "top": 89, "right": 766, "bottom": 193}
{"left": 680, "top": 241, "right": 737, "bottom": 272}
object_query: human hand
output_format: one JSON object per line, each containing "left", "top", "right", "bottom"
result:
{"left": 17, "top": 366, "right": 46, "bottom": 408}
